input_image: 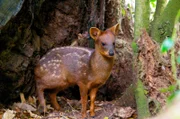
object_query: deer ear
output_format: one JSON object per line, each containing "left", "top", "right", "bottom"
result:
{"left": 90, "top": 27, "right": 101, "bottom": 40}
{"left": 108, "top": 24, "right": 119, "bottom": 35}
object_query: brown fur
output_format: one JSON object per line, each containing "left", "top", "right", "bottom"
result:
{"left": 34, "top": 24, "right": 119, "bottom": 119}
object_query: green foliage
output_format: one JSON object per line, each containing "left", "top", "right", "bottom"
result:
{"left": 150, "top": 0, "right": 156, "bottom": 2}
{"left": 160, "top": 38, "right": 174, "bottom": 53}
{"left": 167, "top": 90, "right": 180, "bottom": 104}
{"left": 150, "top": 0, "right": 156, "bottom": 8}
{"left": 135, "top": 80, "right": 150, "bottom": 119}
{"left": 160, "top": 9, "right": 180, "bottom": 112}
{"left": 176, "top": 55, "right": 180, "bottom": 64}
{"left": 121, "top": 8, "right": 126, "bottom": 16}
{"left": 160, "top": 85, "right": 176, "bottom": 93}
{"left": 131, "top": 41, "right": 138, "bottom": 53}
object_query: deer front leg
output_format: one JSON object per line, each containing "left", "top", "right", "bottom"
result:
{"left": 89, "top": 88, "right": 98, "bottom": 117}
{"left": 79, "top": 85, "right": 88, "bottom": 119}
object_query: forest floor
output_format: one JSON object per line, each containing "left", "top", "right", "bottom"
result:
{"left": 0, "top": 96, "right": 136, "bottom": 119}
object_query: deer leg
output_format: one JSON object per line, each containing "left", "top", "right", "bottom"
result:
{"left": 48, "top": 89, "right": 60, "bottom": 111}
{"left": 79, "top": 85, "right": 88, "bottom": 119}
{"left": 89, "top": 88, "right": 98, "bottom": 117}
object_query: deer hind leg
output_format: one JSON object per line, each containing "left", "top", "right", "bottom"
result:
{"left": 89, "top": 88, "right": 98, "bottom": 117}
{"left": 36, "top": 85, "right": 47, "bottom": 113}
{"left": 48, "top": 88, "right": 60, "bottom": 111}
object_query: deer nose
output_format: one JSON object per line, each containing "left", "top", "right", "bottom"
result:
{"left": 109, "top": 50, "right": 114, "bottom": 56}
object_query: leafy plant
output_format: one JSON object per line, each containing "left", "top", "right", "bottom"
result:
{"left": 160, "top": 38, "right": 174, "bottom": 53}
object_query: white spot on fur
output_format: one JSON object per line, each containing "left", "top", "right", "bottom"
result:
{"left": 53, "top": 71, "right": 56, "bottom": 74}
{"left": 62, "top": 53, "right": 72, "bottom": 57}
{"left": 56, "top": 64, "right": 60, "bottom": 67}
{"left": 52, "top": 74, "right": 55, "bottom": 77}
{"left": 52, "top": 49, "right": 56, "bottom": 51}
{"left": 43, "top": 64, "right": 46, "bottom": 68}
{"left": 55, "top": 47, "right": 60, "bottom": 50}
{"left": 62, "top": 46, "right": 91, "bottom": 56}
{"left": 56, "top": 54, "right": 61, "bottom": 58}
{"left": 47, "top": 52, "right": 51, "bottom": 55}
{"left": 40, "top": 57, "right": 46, "bottom": 61}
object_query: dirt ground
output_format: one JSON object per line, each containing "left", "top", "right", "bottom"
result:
{"left": 0, "top": 96, "right": 136, "bottom": 119}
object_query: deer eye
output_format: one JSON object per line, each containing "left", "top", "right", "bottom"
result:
{"left": 101, "top": 42, "right": 106, "bottom": 46}
{"left": 113, "top": 42, "right": 115, "bottom": 46}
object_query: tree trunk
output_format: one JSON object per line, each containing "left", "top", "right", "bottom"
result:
{"left": 134, "top": 0, "right": 150, "bottom": 40}
{"left": 134, "top": 0, "right": 151, "bottom": 118}
{"left": 150, "top": 0, "right": 168, "bottom": 37}
{"left": 151, "top": 0, "right": 180, "bottom": 43}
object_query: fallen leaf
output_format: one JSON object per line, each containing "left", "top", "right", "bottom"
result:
{"left": 13, "top": 103, "right": 36, "bottom": 111}
{"left": 113, "top": 107, "right": 135, "bottom": 118}
{"left": 2, "top": 109, "right": 16, "bottom": 119}
{"left": 28, "top": 110, "right": 42, "bottom": 119}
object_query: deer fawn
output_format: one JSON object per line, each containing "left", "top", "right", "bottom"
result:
{"left": 34, "top": 24, "right": 119, "bottom": 118}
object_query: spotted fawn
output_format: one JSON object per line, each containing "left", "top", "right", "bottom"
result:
{"left": 34, "top": 24, "right": 119, "bottom": 118}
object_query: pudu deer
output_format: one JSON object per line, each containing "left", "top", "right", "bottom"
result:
{"left": 34, "top": 24, "right": 119, "bottom": 118}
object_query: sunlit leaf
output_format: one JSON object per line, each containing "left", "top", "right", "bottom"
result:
{"left": 104, "top": 117, "right": 109, "bottom": 119}
{"left": 160, "top": 38, "right": 174, "bottom": 53}
{"left": 121, "top": 8, "right": 126, "bottom": 16}
{"left": 167, "top": 90, "right": 180, "bottom": 104}
{"left": 151, "top": 2, "right": 156, "bottom": 8}
{"left": 150, "top": 0, "right": 156, "bottom": 2}
{"left": 177, "top": 55, "right": 180, "bottom": 64}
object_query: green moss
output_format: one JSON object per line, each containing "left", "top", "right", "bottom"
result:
{"left": 151, "top": 0, "right": 180, "bottom": 43}
{"left": 134, "top": 0, "right": 150, "bottom": 40}
{"left": 135, "top": 80, "right": 150, "bottom": 119}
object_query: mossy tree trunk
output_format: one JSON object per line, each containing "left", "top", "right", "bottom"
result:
{"left": 134, "top": 0, "right": 151, "bottom": 119}
{"left": 134, "top": 0, "right": 150, "bottom": 40}
{"left": 150, "top": 0, "right": 168, "bottom": 37}
{"left": 151, "top": 0, "right": 180, "bottom": 43}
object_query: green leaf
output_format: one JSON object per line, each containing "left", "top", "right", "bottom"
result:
{"left": 161, "top": 38, "right": 174, "bottom": 53}
{"left": 131, "top": 41, "right": 138, "bottom": 53}
{"left": 121, "top": 8, "right": 126, "bottom": 16}
{"left": 151, "top": 2, "right": 156, "bottom": 8}
{"left": 160, "top": 85, "right": 176, "bottom": 93}
{"left": 177, "top": 55, "right": 180, "bottom": 64}
{"left": 150, "top": 0, "right": 156, "bottom": 2}
{"left": 167, "top": 90, "right": 180, "bottom": 104}
{"left": 104, "top": 117, "right": 109, "bottom": 119}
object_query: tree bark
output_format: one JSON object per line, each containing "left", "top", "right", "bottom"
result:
{"left": 134, "top": 0, "right": 150, "bottom": 40}
{"left": 151, "top": 0, "right": 180, "bottom": 43}
{"left": 150, "top": 0, "right": 168, "bottom": 37}
{"left": 134, "top": 0, "right": 151, "bottom": 118}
